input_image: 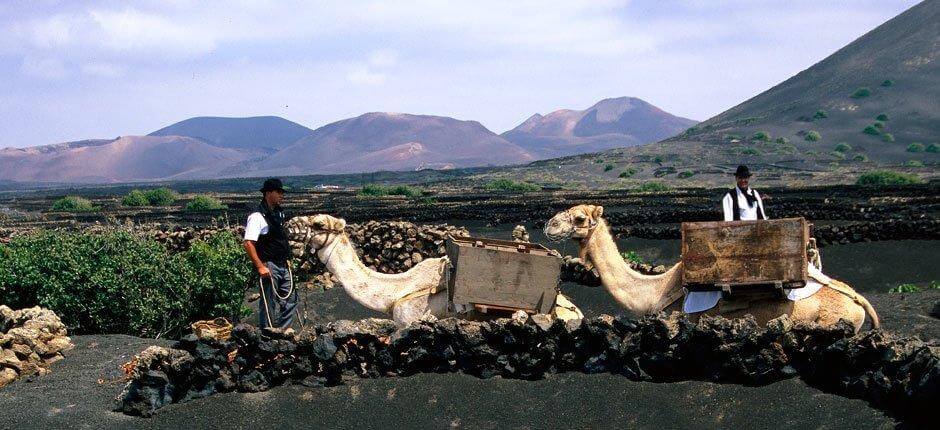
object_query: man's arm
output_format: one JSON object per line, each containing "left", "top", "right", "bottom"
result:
{"left": 243, "top": 240, "right": 271, "bottom": 277}
{"left": 722, "top": 193, "right": 734, "bottom": 221}
{"left": 755, "top": 191, "right": 769, "bottom": 220}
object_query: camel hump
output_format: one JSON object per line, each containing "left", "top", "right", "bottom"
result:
{"left": 826, "top": 280, "right": 881, "bottom": 329}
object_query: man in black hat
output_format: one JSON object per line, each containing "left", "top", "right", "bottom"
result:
{"left": 722, "top": 165, "right": 768, "bottom": 221}
{"left": 243, "top": 178, "right": 297, "bottom": 330}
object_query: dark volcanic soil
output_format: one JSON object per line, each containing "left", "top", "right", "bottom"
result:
{"left": 2, "top": 289, "right": 934, "bottom": 429}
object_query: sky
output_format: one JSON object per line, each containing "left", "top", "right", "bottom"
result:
{"left": 0, "top": 0, "right": 922, "bottom": 148}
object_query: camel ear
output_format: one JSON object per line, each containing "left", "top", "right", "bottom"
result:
{"left": 333, "top": 217, "right": 347, "bottom": 231}
{"left": 592, "top": 205, "right": 604, "bottom": 220}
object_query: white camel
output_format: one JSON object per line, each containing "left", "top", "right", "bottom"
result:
{"left": 286, "top": 214, "right": 583, "bottom": 326}
{"left": 544, "top": 205, "right": 880, "bottom": 332}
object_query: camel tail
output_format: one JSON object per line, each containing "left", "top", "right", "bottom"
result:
{"left": 827, "top": 280, "right": 881, "bottom": 330}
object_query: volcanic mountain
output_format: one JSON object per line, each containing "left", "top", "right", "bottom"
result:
{"left": 149, "top": 116, "right": 313, "bottom": 154}
{"left": 239, "top": 113, "right": 534, "bottom": 177}
{"left": 502, "top": 97, "right": 697, "bottom": 158}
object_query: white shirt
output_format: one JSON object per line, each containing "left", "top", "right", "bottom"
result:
{"left": 722, "top": 187, "right": 768, "bottom": 222}
{"left": 243, "top": 212, "right": 268, "bottom": 241}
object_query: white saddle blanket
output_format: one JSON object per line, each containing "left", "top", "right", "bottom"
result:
{"left": 682, "top": 263, "right": 827, "bottom": 314}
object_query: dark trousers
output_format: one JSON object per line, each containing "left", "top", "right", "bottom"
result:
{"left": 258, "top": 261, "right": 297, "bottom": 329}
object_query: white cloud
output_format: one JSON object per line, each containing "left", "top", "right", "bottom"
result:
{"left": 81, "top": 61, "right": 126, "bottom": 77}
{"left": 87, "top": 8, "right": 216, "bottom": 57}
{"left": 20, "top": 57, "right": 67, "bottom": 79}
{"left": 347, "top": 67, "right": 386, "bottom": 86}
{"left": 27, "top": 15, "right": 74, "bottom": 49}
{"left": 369, "top": 49, "right": 398, "bottom": 67}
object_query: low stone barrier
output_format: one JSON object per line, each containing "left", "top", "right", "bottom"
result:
{"left": 118, "top": 315, "right": 937, "bottom": 423}
{"left": 0, "top": 306, "right": 73, "bottom": 388}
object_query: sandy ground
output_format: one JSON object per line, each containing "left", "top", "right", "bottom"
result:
{"left": 0, "top": 289, "right": 936, "bottom": 429}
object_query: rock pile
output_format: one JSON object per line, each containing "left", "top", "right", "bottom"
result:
{"left": 117, "top": 314, "right": 938, "bottom": 423}
{"left": 561, "top": 256, "right": 666, "bottom": 286}
{"left": 0, "top": 306, "right": 72, "bottom": 388}
{"left": 147, "top": 226, "right": 244, "bottom": 253}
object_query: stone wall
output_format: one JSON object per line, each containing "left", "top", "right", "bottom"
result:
{"left": 0, "top": 306, "right": 72, "bottom": 388}
{"left": 118, "top": 314, "right": 938, "bottom": 424}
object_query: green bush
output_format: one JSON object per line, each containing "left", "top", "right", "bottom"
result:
{"left": 804, "top": 131, "right": 821, "bottom": 142}
{"left": 594, "top": 159, "right": 604, "bottom": 164}
{"left": 636, "top": 182, "right": 670, "bottom": 193}
{"left": 851, "top": 87, "right": 871, "bottom": 98}
{"left": 144, "top": 188, "right": 178, "bottom": 206}
{"left": 926, "top": 143, "right": 940, "bottom": 153}
{"left": 51, "top": 196, "right": 96, "bottom": 212}
{"left": 830, "top": 151, "right": 846, "bottom": 160}
{"left": 873, "top": 121, "right": 885, "bottom": 129}
{"left": 889, "top": 283, "right": 920, "bottom": 293}
{"left": 882, "top": 133, "right": 895, "bottom": 143}
{"left": 618, "top": 168, "right": 638, "bottom": 179}
{"left": 752, "top": 131, "right": 770, "bottom": 141}
{"left": 875, "top": 113, "right": 889, "bottom": 121}
{"left": 621, "top": 250, "right": 645, "bottom": 265}
{"left": 604, "top": 164, "right": 614, "bottom": 172}
{"left": 122, "top": 190, "right": 150, "bottom": 207}
{"left": 853, "top": 154, "right": 868, "bottom": 162}
{"left": 185, "top": 195, "right": 227, "bottom": 212}
{"left": 358, "top": 184, "right": 422, "bottom": 198}
{"left": 880, "top": 79, "right": 893, "bottom": 87}
{"left": 855, "top": 171, "right": 922, "bottom": 185}
{"left": 653, "top": 156, "right": 664, "bottom": 163}
{"left": 907, "top": 143, "right": 925, "bottom": 153}
{"left": 677, "top": 170, "right": 694, "bottom": 179}
{"left": 905, "top": 160, "right": 924, "bottom": 168}
{"left": 863, "top": 125, "right": 880, "bottom": 135}
{"left": 834, "top": 143, "right": 852, "bottom": 153}
{"left": 740, "top": 148, "right": 761, "bottom": 156}
{"left": 813, "top": 110, "right": 828, "bottom": 119}
{"left": 774, "top": 137, "right": 789, "bottom": 145}
{"left": 483, "top": 179, "right": 541, "bottom": 192}
{"left": 0, "top": 230, "right": 251, "bottom": 337}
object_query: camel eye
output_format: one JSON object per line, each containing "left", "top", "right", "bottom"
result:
{"left": 574, "top": 215, "right": 586, "bottom": 223}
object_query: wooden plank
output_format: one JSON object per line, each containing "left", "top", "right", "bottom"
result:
{"left": 681, "top": 218, "right": 808, "bottom": 288}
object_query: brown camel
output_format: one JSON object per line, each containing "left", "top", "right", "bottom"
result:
{"left": 544, "top": 204, "right": 880, "bottom": 332}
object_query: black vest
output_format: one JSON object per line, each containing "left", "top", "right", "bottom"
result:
{"left": 255, "top": 201, "right": 290, "bottom": 264}
{"left": 728, "top": 187, "right": 764, "bottom": 221}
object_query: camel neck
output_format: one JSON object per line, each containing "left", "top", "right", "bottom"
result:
{"left": 319, "top": 236, "right": 395, "bottom": 313}
{"left": 584, "top": 219, "right": 681, "bottom": 315}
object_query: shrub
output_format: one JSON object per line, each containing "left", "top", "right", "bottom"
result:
{"left": 677, "top": 170, "right": 694, "bottom": 179}
{"left": 122, "top": 190, "right": 150, "bottom": 207}
{"left": 880, "top": 79, "right": 893, "bottom": 87}
{"left": 907, "top": 143, "right": 925, "bottom": 153}
{"left": 905, "top": 160, "right": 924, "bottom": 167}
{"left": 185, "top": 195, "right": 227, "bottom": 212}
{"left": 358, "top": 184, "right": 422, "bottom": 197}
{"left": 834, "top": 143, "right": 852, "bottom": 153}
{"left": 873, "top": 121, "right": 885, "bottom": 129}
{"left": 144, "top": 188, "right": 178, "bottom": 206}
{"left": 483, "top": 179, "right": 541, "bottom": 192}
{"left": 813, "top": 110, "right": 828, "bottom": 119}
{"left": 740, "top": 148, "right": 761, "bottom": 156}
{"left": 926, "top": 143, "right": 940, "bottom": 153}
{"left": 621, "top": 250, "right": 645, "bottom": 265}
{"left": 604, "top": 164, "right": 614, "bottom": 172}
{"left": 855, "top": 171, "right": 922, "bottom": 185}
{"left": 0, "top": 230, "right": 251, "bottom": 337}
{"left": 752, "top": 131, "right": 770, "bottom": 141}
{"left": 863, "top": 125, "right": 880, "bottom": 135}
{"left": 774, "top": 137, "right": 789, "bottom": 145}
{"left": 851, "top": 87, "right": 871, "bottom": 98}
{"left": 889, "top": 283, "right": 920, "bottom": 293}
{"left": 594, "top": 159, "right": 604, "bottom": 164}
{"left": 636, "top": 182, "right": 670, "bottom": 193}
{"left": 830, "top": 151, "right": 846, "bottom": 160}
{"left": 853, "top": 154, "right": 868, "bottom": 162}
{"left": 804, "top": 131, "right": 821, "bottom": 142}
{"left": 618, "top": 168, "right": 637, "bottom": 178}
{"left": 51, "top": 196, "right": 96, "bottom": 212}
{"left": 653, "top": 156, "right": 664, "bottom": 163}
{"left": 882, "top": 133, "right": 895, "bottom": 143}
{"left": 875, "top": 113, "right": 889, "bottom": 121}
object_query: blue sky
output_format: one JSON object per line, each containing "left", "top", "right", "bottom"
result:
{"left": 0, "top": 0, "right": 920, "bottom": 148}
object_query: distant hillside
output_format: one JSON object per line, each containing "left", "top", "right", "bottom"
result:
{"left": 149, "top": 116, "right": 313, "bottom": 154}
{"left": 0, "top": 136, "right": 247, "bottom": 183}
{"left": 502, "top": 97, "right": 696, "bottom": 158}
{"left": 236, "top": 112, "right": 534, "bottom": 176}
{"left": 488, "top": 1, "right": 939, "bottom": 188}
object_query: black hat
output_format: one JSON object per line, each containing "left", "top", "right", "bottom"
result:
{"left": 260, "top": 178, "right": 286, "bottom": 193}
{"left": 734, "top": 165, "right": 752, "bottom": 178}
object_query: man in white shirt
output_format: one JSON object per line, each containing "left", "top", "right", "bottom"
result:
{"left": 684, "top": 165, "right": 767, "bottom": 313}
{"left": 243, "top": 178, "right": 297, "bottom": 330}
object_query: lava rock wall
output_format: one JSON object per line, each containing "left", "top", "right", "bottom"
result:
{"left": 0, "top": 306, "right": 72, "bottom": 388}
{"left": 118, "top": 315, "right": 937, "bottom": 424}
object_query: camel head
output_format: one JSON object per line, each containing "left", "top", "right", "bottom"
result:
{"left": 285, "top": 214, "right": 347, "bottom": 252}
{"left": 544, "top": 204, "right": 604, "bottom": 241}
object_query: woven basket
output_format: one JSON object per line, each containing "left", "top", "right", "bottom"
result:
{"left": 191, "top": 317, "right": 233, "bottom": 341}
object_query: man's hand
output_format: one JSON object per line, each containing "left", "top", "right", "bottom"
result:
{"left": 257, "top": 264, "right": 271, "bottom": 277}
